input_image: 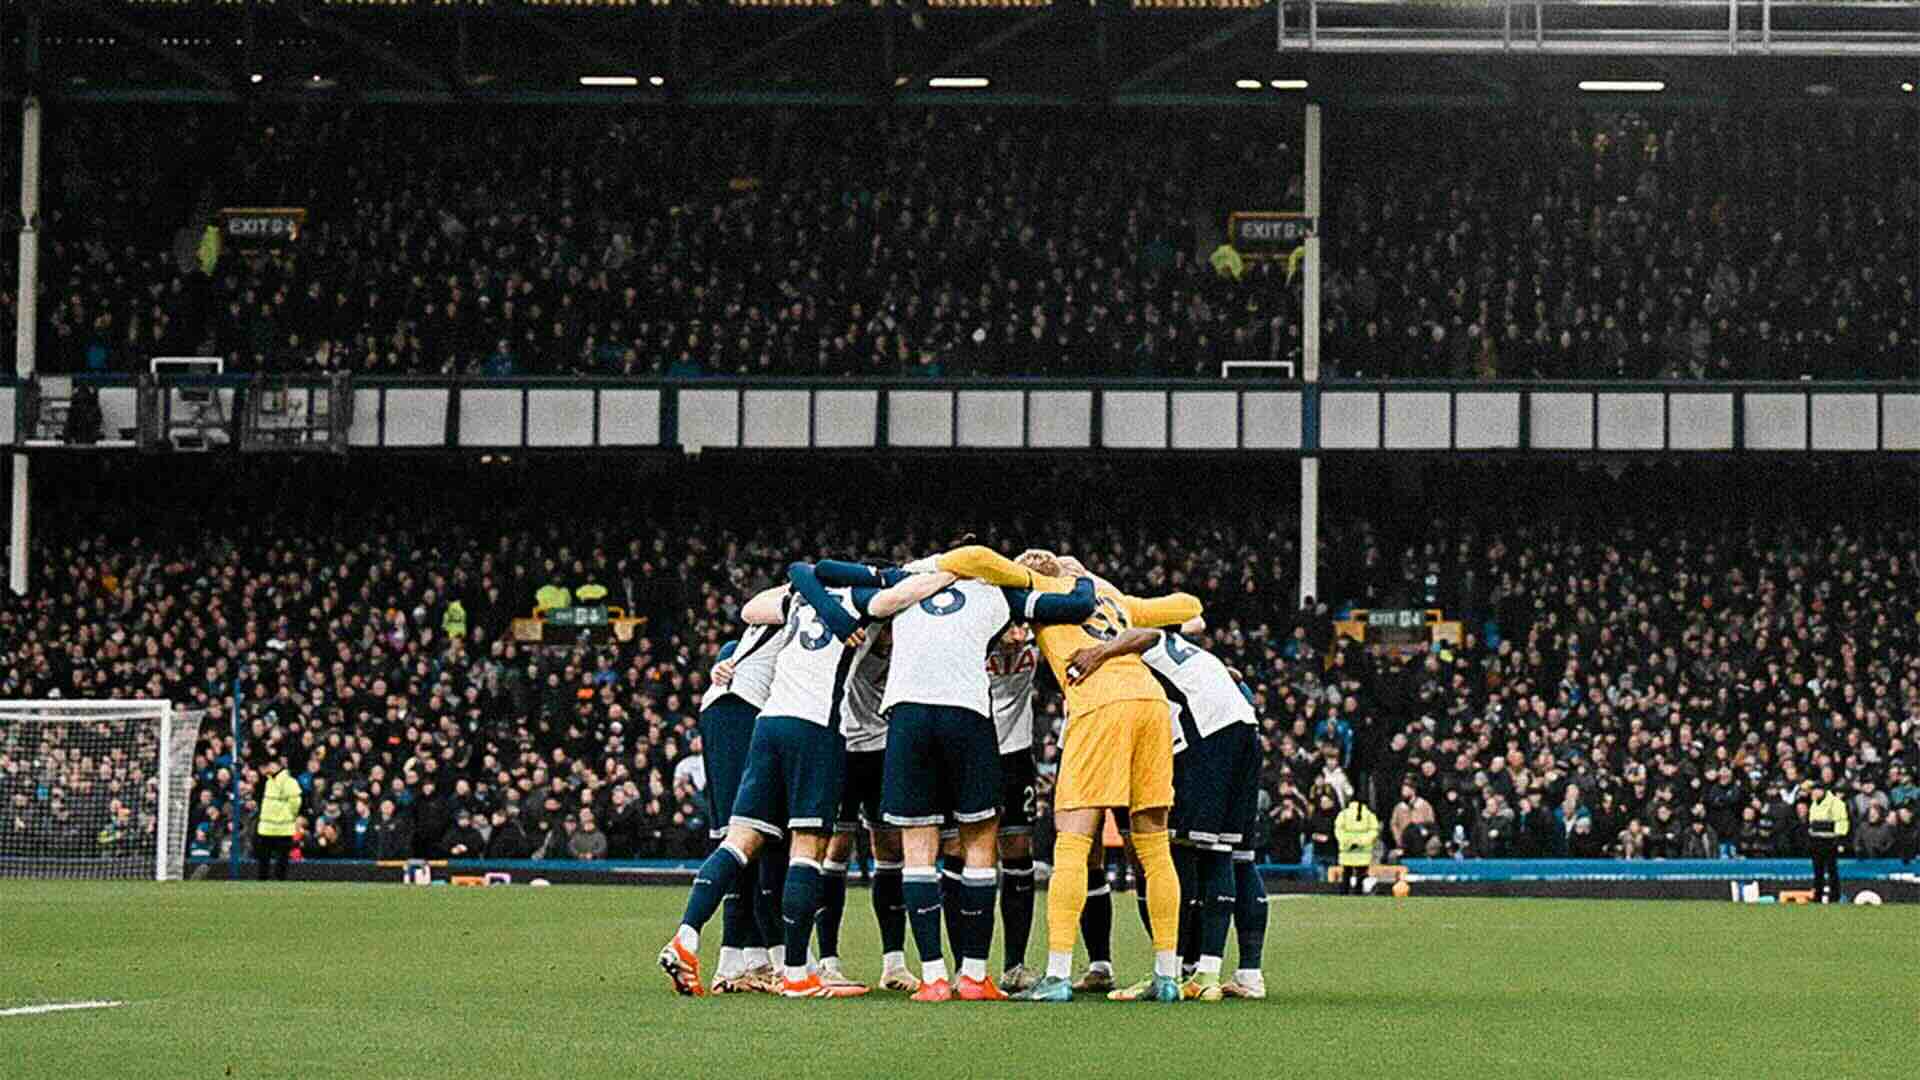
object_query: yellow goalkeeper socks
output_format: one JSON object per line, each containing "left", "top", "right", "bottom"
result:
{"left": 1133, "top": 829, "right": 1182, "bottom": 954}
{"left": 1046, "top": 830, "right": 1095, "bottom": 957}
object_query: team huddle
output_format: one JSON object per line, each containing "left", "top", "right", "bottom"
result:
{"left": 658, "top": 544, "right": 1269, "bottom": 1002}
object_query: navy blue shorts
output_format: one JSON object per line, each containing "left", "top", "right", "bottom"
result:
{"left": 881, "top": 703, "right": 1001, "bottom": 829}
{"left": 730, "top": 714, "right": 847, "bottom": 839}
{"left": 998, "top": 750, "right": 1039, "bottom": 837}
{"left": 837, "top": 749, "right": 887, "bottom": 833}
{"left": 697, "top": 696, "right": 759, "bottom": 841}
{"left": 1171, "top": 723, "right": 1261, "bottom": 852}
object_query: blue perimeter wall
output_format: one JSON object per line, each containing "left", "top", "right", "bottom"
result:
{"left": 188, "top": 857, "right": 1919, "bottom": 884}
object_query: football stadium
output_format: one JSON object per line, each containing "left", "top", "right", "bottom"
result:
{"left": 3, "top": 2, "right": 1920, "bottom": 1077}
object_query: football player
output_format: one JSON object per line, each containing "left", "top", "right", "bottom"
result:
{"left": 696, "top": 619, "right": 787, "bottom": 994}
{"left": 931, "top": 620, "right": 1046, "bottom": 990}
{"left": 1066, "top": 616, "right": 1264, "bottom": 1001}
{"left": 659, "top": 564, "right": 953, "bottom": 998}
{"left": 932, "top": 546, "right": 1201, "bottom": 1004}
{"left": 816, "top": 630, "right": 920, "bottom": 992}
{"left": 809, "top": 557, "right": 1095, "bottom": 1001}
{"left": 983, "top": 622, "right": 1044, "bottom": 992}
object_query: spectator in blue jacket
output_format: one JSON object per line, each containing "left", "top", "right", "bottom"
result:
{"left": 1315, "top": 712, "right": 1353, "bottom": 770}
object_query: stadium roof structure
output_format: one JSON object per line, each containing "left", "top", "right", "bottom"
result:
{"left": 4, "top": 0, "right": 1920, "bottom": 107}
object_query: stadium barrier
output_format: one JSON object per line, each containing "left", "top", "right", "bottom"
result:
{"left": 1398, "top": 858, "right": 1918, "bottom": 883}
{"left": 10, "top": 377, "right": 1920, "bottom": 455}
{"left": 185, "top": 856, "right": 1918, "bottom": 902}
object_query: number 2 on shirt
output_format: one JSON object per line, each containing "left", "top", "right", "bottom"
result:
{"left": 1162, "top": 632, "right": 1199, "bottom": 665}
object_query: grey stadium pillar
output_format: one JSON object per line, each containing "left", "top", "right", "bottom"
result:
{"left": 1298, "top": 103, "right": 1321, "bottom": 607}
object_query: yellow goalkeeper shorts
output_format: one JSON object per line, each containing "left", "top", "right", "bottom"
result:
{"left": 1055, "top": 699, "right": 1174, "bottom": 813}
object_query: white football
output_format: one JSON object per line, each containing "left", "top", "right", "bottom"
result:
{"left": 530, "top": 878, "right": 552, "bottom": 888}
{"left": 1852, "top": 890, "right": 1882, "bottom": 906}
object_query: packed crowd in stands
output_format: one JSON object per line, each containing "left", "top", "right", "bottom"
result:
{"left": 2, "top": 460, "right": 1917, "bottom": 870}
{"left": 4, "top": 107, "right": 1917, "bottom": 381}
{"left": 0, "top": 713, "right": 168, "bottom": 868}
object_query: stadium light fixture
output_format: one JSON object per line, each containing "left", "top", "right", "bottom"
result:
{"left": 1578, "top": 80, "right": 1665, "bottom": 93}
{"left": 1235, "top": 79, "right": 1263, "bottom": 90}
{"left": 1269, "top": 79, "right": 1309, "bottom": 90}
{"left": 928, "top": 77, "right": 990, "bottom": 89}
{"left": 580, "top": 76, "right": 640, "bottom": 87}
{"left": 649, "top": 76, "right": 666, "bottom": 87}
{"left": 249, "top": 73, "right": 264, "bottom": 85}
{"left": 1904, "top": 82, "right": 1916, "bottom": 93}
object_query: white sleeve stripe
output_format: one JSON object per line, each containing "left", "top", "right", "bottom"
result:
{"left": 1024, "top": 590, "right": 1041, "bottom": 620}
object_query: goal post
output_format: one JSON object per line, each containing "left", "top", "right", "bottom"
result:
{"left": 0, "top": 700, "right": 201, "bottom": 882}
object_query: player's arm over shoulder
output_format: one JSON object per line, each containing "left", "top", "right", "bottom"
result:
{"left": 868, "top": 570, "right": 957, "bottom": 618}
{"left": 1095, "top": 627, "right": 1163, "bottom": 664}
{"left": 1005, "top": 576, "right": 1097, "bottom": 624}
{"left": 1065, "top": 627, "right": 1161, "bottom": 685}
{"left": 936, "top": 545, "right": 1073, "bottom": 593}
{"left": 813, "top": 559, "right": 913, "bottom": 589}
{"left": 787, "top": 562, "right": 864, "bottom": 641}
{"left": 1121, "top": 591, "right": 1204, "bottom": 629}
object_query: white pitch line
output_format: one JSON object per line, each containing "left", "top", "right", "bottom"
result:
{"left": 0, "top": 1000, "right": 126, "bottom": 1018}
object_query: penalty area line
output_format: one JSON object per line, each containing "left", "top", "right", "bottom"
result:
{"left": 0, "top": 1000, "right": 127, "bottom": 1018}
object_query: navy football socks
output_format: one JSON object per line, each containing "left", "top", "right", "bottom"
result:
{"left": 872, "top": 861, "right": 908, "bottom": 955}
{"left": 682, "top": 844, "right": 747, "bottom": 933}
{"left": 1233, "top": 857, "right": 1268, "bottom": 971}
{"left": 903, "top": 867, "right": 946, "bottom": 969}
{"left": 1000, "top": 856, "right": 1036, "bottom": 970}
{"left": 815, "top": 859, "right": 848, "bottom": 960}
{"left": 1080, "top": 883, "right": 1113, "bottom": 965}
{"left": 781, "top": 859, "right": 824, "bottom": 977}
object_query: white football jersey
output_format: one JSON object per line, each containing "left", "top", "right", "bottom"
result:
{"left": 986, "top": 643, "right": 1039, "bottom": 755}
{"left": 841, "top": 647, "right": 891, "bottom": 754}
{"left": 699, "top": 617, "right": 789, "bottom": 713}
{"left": 1143, "top": 631, "right": 1254, "bottom": 740}
{"left": 760, "top": 587, "right": 875, "bottom": 730}
{"left": 879, "top": 579, "right": 1013, "bottom": 717}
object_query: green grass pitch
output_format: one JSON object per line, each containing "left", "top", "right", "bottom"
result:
{"left": 3, "top": 880, "right": 1914, "bottom": 1079}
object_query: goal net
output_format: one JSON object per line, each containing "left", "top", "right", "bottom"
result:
{"left": 0, "top": 701, "right": 202, "bottom": 881}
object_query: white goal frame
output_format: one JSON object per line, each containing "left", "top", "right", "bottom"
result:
{"left": 0, "top": 699, "right": 197, "bottom": 882}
